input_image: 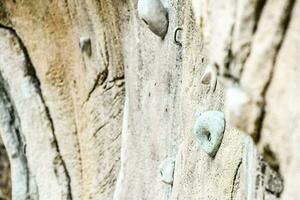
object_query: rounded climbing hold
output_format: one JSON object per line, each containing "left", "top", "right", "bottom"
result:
{"left": 159, "top": 157, "right": 175, "bottom": 184}
{"left": 193, "top": 111, "right": 225, "bottom": 157}
{"left": 79, "top": 36, "right": 92, "bottom": 57}
{"left": 225, "top": 86, "right": 262, "bottom": 139}
{"left": 137, "top": 0, "right": 169, "bottom": 38}
{"left": 201, "top": 64, "right": 218, "bottom": 92}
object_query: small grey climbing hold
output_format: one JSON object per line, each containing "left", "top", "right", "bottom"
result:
{"left": 201, "top": 64, "right": 217, "bottom": 92}
{"left": 159, "top": 157, "right": 175, "bottom": 184}
{"left": 137, "top": 0, "right": 169, "bottom": 38}
{"left": 79, "top": 36, "right": 92, "bottom": 56}
{"left": 193, "top": 111, "right": 225, "bottom": 157}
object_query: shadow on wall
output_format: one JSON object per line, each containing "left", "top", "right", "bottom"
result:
{"left": 0, "top": 136, "right": 11, "bottom": 200}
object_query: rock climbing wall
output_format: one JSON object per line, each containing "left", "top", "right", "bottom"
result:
{"left": 115, "top": 0, "right": 282, "bottom": 199}
{"left": 115, "top": 1, "right": 292, "bottom": 199}
{"left": 190, "top": 0, "right": 299, "bottom": 199}
{"left": 0, "top": 0, "right": 299, "bottom": 199}
{"left": 0, "top": 1, "right": 125, "bottom": 199}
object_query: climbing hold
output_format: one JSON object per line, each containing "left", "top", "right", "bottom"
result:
{"left": 159, "top": 157, "right": 175, "bottom": 184}
{"left": 79, "top": 37, "right": 92, "bottom": 56}
{"left": 201, "top": 64, "right": 217, "bottom": 92}
{"left": 193, "top": 111, "right": 225, "bottom": 157}
{"left": 225, "top": 86, "right": 262, "bottom": 139}
{"left": 225, "top": 86, "right": 249, "bottom": 125}
{"left": 137, "top": 0, "right": 169, "bottom": 38}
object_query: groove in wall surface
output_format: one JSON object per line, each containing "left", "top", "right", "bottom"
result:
{"left": 0, "top": 73, "right": 32, "bottom": 199}
{"left": 255, "top": 0, "right": 296, "bottom": 141}
{"left": 0, "top": 24, "right": 73, "bottom": 199}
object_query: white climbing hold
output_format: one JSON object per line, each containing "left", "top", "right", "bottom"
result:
{"left": 225, "top": 86, "right": 249, "bottom": 124}
{"left": 201, "top": 64, "right": 218, "bottom": 92}
{"left": 193, "top": 111, "right": 225, "bottom": 157}
{"left": 201, "top": 71, "right": 211, "bottom": 85}
{"left": 224, "top": 86, "right": 262, "bottom": 137}
{"left": 159, "top": 157, "right": 175, "bottom": 184}
{"left": 137, "top": 0, "right": 169, "bottom": 38}
{"left": 79, "top": 36, "right": 92, "bottom": 56}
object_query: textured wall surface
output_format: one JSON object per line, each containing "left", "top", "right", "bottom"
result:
{"left": 0, "top": 0, "right": 299, "bottom": 199}
{"left": 0, "top": 137, "right": 10, "bottom": 199}
{"left": 0, "top": 1, "right": 125, "bottom": 199}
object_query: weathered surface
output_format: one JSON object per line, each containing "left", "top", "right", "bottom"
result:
{"left": 0, "top": 137, "right": 11, "bottom": 199}
{"left": 0, "top": 0, "right": 125, "bottom": 199}
{"left": 0, "top": 0, "right": 299, "bottom": 199}
{"left": 259, "top": 1, "right": 300, "bottom": 199}
{"left": 114, "top": 0, "right": 184, "bottom": 198}
{"left": 0, "top": 27, "right": 66, "bottom": 200}
{"left": 192, "top": 0, "right": 299, "bottom": 199}
{"left": 115, "top": 1, "right": 266, "bottom": 199}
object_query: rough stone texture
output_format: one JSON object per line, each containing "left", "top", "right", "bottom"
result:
{"left": 114, "top": 1, "right": 185, "bottom": 199}
{"left": 0, "top": 1, "right": 125, "bottom": 199}
{"left": 259, "top": 1, "right": 300, "bottom": 199}
{"left": 0, "top": 0, "right": 299, "bottom": 199}
{"left": 192, "top": 0, "right": 299, "bottom": 199}
{"left": 116, "top": 1, "right": 280, "bottom": 199}
{"left": 0, "top": 137, "right": 11, "bottom": 200}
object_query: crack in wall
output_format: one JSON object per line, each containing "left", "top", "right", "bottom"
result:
{"left": 224, "top": 0, "right": 297, "bottom": 142}
{"left": 84, "top": 31, "right": 125, "bottom": 103}
{"left": 85, "top": 68, "right": 109, "bottom": 102}
{"left": 256, "top": 0, "right": 296, "bottom": 140}
{"left": 0, "top": 73, "right": 32, "bottom": 199}
{"left": 0, "top": 24, "right": 73, "bottom": 199}
{"left": 237, "top": 0, "right": 268, "bottom": 80}
{"left": 230, "top": 159, "right": 242, "bottom": 200}
{"left": 223, "top": 0, "right": 268, "bottom": 83}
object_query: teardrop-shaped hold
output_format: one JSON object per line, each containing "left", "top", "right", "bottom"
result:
{"left": 159, "top": 157, "right": 175, "bottom": 184}
{"left": 79, "top": 36, "right": 92, "bottom": 57}
{"left": 201, "top": 64, "right": 218, "bottom": 92}
{"left": 193, "top": 111, "right": 225, "bottom": 157}
{"left": 137, "top": 0, "right": 169, "bottom": 38}
{"left": 201, "top": 68, "right": 212, "bottom": 85}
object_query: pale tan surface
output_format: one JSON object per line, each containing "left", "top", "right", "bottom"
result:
{"left": 0, "top": 0, "right": 299, "bottom": 199}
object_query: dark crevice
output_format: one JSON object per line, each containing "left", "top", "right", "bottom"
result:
{"left": 109, "top": 75, "right": 125, "bottom": 83}
{"left": 261, "top": 0, "right": 296, "bottom": 98}
{"left": 85, "top": 70, "right": 124, "bottom": 103}
{"left": 0, "top": 24, "right": 73, "bottom": 199}
{"left": 253, "top": 0, "right": 267, "bottom": 34}
{"left": 258, "top": 154, "right": 284, "bottom": 197}
{"left": 223, "top": 0, "right": 238, "bottom": 84}
{"left": 0, "top": 73, "right": 32, "bottom": 198}
{"left": 93, "top": 121, "right": 109, "bottom": 138}
{"left": 103, "top": 32, "right": 110, "bottom": 71}
{"left": 262, "top": 145, "right": 279, "bottom": 173}
{"left": 256, "top": 0, "right": 296, "bottom": 139}
{"left": 84, "top": 31, "right": 115, "bottom": 103}
{"left": 237, "top": 0, "right": 267, "bottom": 80}
{"left": 85, "top": 68, "right": 108, "bottom": 102}
{"left": 231, "top": 159, "right": 242, "bottom": 200}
